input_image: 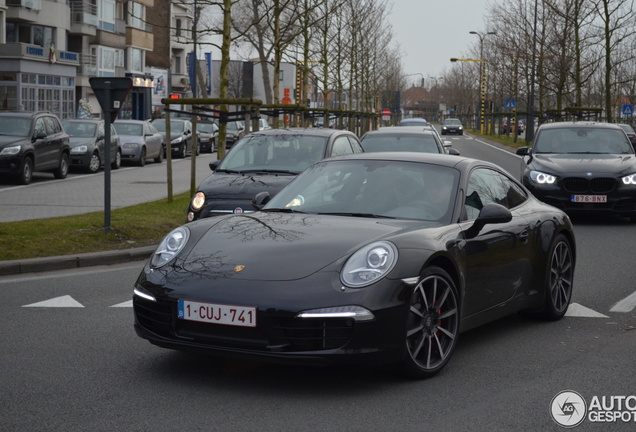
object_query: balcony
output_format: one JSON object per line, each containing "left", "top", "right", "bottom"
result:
{"left": 69, "top": 0, "right": 98, "bottom": 36}
{"left": 126, "top": 27, "right": 153, "bottom": 51}
{"left": 7, "top": 0, "right": 42, "bottom": 11}
{"left": 172, "top": 74, "right": 189, "bottom": 90}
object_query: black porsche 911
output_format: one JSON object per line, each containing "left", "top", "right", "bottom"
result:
{"left": 186, "top": 128, "right": 364, "bottom": 222}
{"left": 516, "top": 122, "right": 636, "bottom": 220}
{"left": 134, "top": 152, "right": 576, "bottom": 378}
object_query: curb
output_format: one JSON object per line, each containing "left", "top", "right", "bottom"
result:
{"left": 0, "top": 245, "right": 157, "bottom": 276}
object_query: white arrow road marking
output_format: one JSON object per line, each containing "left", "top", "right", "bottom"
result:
{"left": 23, "top": 295, "right": 84, "bottom": 308}
{"left": 565, "top": 302, "right": 609, "bottom": 318}
{"left": 111, "top": 300, "right": 133, "bottom": 308}
{"left": 609, "top": 291, "right": 636, "bottom": 313}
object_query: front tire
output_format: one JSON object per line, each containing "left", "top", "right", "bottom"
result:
{"left": 53, "top": 152, "right": 69, "bottom": 179}
{"left": 18, "top": 157, "right": 33, "bottom": 185}
{"left": 87, "top": 152, "right": 101, "bottom": 173}
{"left": 138, "top": 147, "right": 147, "bottom": 167}
{"left": 400, "top": 266, "right": 460, "bottom": 379}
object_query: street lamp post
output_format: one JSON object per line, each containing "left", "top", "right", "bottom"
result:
{"left": 469, "top": 30, "right": 496, "bottom": 134}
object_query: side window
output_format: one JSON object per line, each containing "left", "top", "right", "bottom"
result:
{"left": 34, "top": 118, "right": 47, "bottom": 137}
{"left": 348, "top": 136, "right": 364, "bottom": 153}
{"left": 97, "top": 123, "right": 105, "bottom": 137}
{"left": 465, "top": 168, "right": 528, "bottom": 220}
{"left": 43, "top": 116, "right": 61, "bottom": 135}
{"left": 331, "top": 136, "right": 354, "bottom": 156}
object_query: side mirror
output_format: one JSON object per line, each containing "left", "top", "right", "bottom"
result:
{"left": 516, "top": 147, "right": 529, "bottom": 156}
{"left": 209, "top": 160, "right": 221, "bottom": 172}
{"left": 33, "top": 132, "right": 47, "bottom": 141}
{"left": 252, "top": 191, "right": 271, "bottom": 210}
{"left": 447, "top": 147, "right": 461, "bottom": 156}
{"left": 464, "top": 203, "right": 512, "bottom": 238}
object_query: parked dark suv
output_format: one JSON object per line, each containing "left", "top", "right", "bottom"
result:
{"left": 0, "top": 112, "right": 70, "bottom": 184}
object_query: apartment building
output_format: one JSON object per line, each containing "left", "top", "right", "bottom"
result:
{"left": 1, "top": 0, "right": 193, "bottom": 120}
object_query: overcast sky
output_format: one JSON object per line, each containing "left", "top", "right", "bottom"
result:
{"left": 387, "top": 0, "right": 491, "bottom": 85}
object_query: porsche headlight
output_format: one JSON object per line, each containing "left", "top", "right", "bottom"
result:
{"left": 190, "top": 191, "right": 206, "bottom": 210}
{"left": 622, "top": 173, "right": 636, "bottom": 185}
{"left": 150, "top": 226, "right": 190, "bottom": 268}
{"left": 341, "top": 241, "right": 398, "bottom": 288}
{"left": 529, "top": 170, "right": 556, "bottom": 184}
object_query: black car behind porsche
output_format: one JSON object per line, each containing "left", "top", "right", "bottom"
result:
{"left": 134, "top": 152, "right": 576, "bottom": 379}
{"left": 517, "top": 122, "right": 636, "bottom": 220}
{"left": 186, "top": 128, "right": 364, "bottom": 222}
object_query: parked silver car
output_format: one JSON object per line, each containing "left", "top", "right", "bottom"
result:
{"left": 113, "top": 120, "right": 164, "bottom": 166}
{"left": 62, "top": 119, "right": 121, "bottom": 173}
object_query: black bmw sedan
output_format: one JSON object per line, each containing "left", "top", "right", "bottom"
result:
{"left": 186, "top": 128, "right": 363, "bottom": 222}
{"left": 517, "top": 122, "right": 636, "bottom": 220}
{"left": 134, "top": 152, "right": 576, "bottom": 379}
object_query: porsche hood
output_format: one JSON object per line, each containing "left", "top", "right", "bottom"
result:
{"left": 180, "top": 213, "right": 410, "bottom": 280}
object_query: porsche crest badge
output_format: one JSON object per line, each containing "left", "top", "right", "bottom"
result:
{"left": 234, "top": 265, "right": 245, "bottom": 273}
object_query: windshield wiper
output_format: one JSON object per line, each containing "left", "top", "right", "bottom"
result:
{"left": 263, "top": 208, "right": 306, "bottom": 213}
{"left": 318, "top": 212, "right": 396, "bottom": 219}
{"left": 240, "top": 169, "right": 299, "bottom": 175}
{"left": 214, "top": 168, "right": 243, "bottom": 174}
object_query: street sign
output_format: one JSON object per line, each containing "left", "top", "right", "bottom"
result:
{"left": 89, "top": 77, "right": 133, "bottom": 123}
{"left": 505, "top": 98, "right": 516, "bottom": 109}
{"left": 622, "top": 104, "right": 634, "bottom": 116}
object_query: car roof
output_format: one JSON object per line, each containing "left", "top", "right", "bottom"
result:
{"left": 63, "top": 119, "right": 102, "bottom": 123}
{"left": 244, "top": 127, "right": 355, "bottom": 137}
{"left": 115, "top": 119, "right": 147, "bottom": 124}
{"left": 325, "top": 150, "right": 489, "bottom": 170}
{"left": 0, "top": 111, "right": 55, "bottom": 118}
{"left": 537, "top": 121, "right": 624, "bottom": 131}
{"left": 363, "top": 127, "right": 439, "bottom": 137}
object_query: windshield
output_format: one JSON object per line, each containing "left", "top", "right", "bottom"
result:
{"left": 152, "top": 120, "right": 185, "bottom": 133}
{"left": 227, "top": 122, "right": 242, "bottom": 131}
{"left": 218, "top": 134, "right": 328, "bottom": 173}
{"left": 113, "top": 123, "right": 143, "bottom": 136}
{"left": 362, "top": 134, "right": 441, "bottom": 153}
{"left": 265, "top": 159, "right": 459, "bottom": 223}
{"left": 198, "top": 123, "right": 217, "bottom": 133}
{"left": 63, "top": 121, "right": 97, "bottom": 138}
{"left": 534, "top": 127, "right": 634, "bottom": 154}
{"left": 0, "top": 117, "right": 31, "bottom": 136}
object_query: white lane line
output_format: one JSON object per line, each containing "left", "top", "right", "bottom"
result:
{"left": 565, "top": 303, "right": 609, "bottom": 318}
{"left": 111, "top": 300, "right": 133, "bottom": 308}
{"left": 609, "top": 291, "right": 636, "bottom": 313}
{"left": 23, "top": 295, "right": 84, "bottom": 308}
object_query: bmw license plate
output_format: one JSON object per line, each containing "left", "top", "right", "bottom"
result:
{"left": 571, "top": 194, "right": 607, "bottom": 203}
{"left": 178, "top": 300, "right": 257, "bottom": 327}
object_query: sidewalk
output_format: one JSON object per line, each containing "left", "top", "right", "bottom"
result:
{"left": 0, "top": 153, "right": 218, "bottom": 276}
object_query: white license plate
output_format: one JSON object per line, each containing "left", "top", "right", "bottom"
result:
{"left": 178, "top": 300, "right": 257, "bottom": 327}
{"left": 571, "top": 194, "right": 607, "bottom": 203}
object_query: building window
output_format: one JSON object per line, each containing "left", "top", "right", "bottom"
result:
{"left": 96, "top": 46, "right": 124, "bottom": 76}
{"left": 99, "top": 0, "right": 116, "bottom": 32}
{"left": 174, "top": 56, "right": 182, "bottom": 74}
{"left": 128, "top": 48, "right": 144, "bottom": 73}
{"left": 6, "top": 23, "right": 54, "bottom": 47}
{"left": 175, "top": 19, "right": 181, "bottom": 37}
{"left": 128, "top": 2, "right": 145, "bottom": 30}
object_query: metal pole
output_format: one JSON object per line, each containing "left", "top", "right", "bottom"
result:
{"left": 103, "top": 87, "right": 111, "bottom": 232}
{"left": 526, "top": 0, "right": 539, "bottom": 144}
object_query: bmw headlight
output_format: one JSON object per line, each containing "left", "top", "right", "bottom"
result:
{"left": 0, "top": 145, "right": 21, "bottom": 155}
{"left": 171, "top": 136, "right": 184, "bottom": 144}
{"left": 529, "top": 170, "right": 556, "bottom": 185}
{"left": 71, "top": 145, "right": 88, "bottom": 154}
{"left": 150, "top": 226, "right": 190, "bottom": 268}
{"left": 190, "top": 191, "right": 206, "bottom": 210}
{"left": 341, "top": 241, "right": 398, "bottom": 288}
{"left": 622, "top": 173, "right": 636, "bottom": 185}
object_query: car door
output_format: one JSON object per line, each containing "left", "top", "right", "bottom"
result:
{"left": 459, "top": 167, "right": 535, "bottom": 318}
{"left": 144, "top": 122, "right": 161, "bottom": 157}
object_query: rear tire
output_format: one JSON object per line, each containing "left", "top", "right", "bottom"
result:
{"left": 154, "top": 145, "right": 164, "bottom": 163}
{"left": 111, "top": 149, "right": 122, "bottom": 170}
{"left": 53, "top": 152, "right": 69, "bottom": 179}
